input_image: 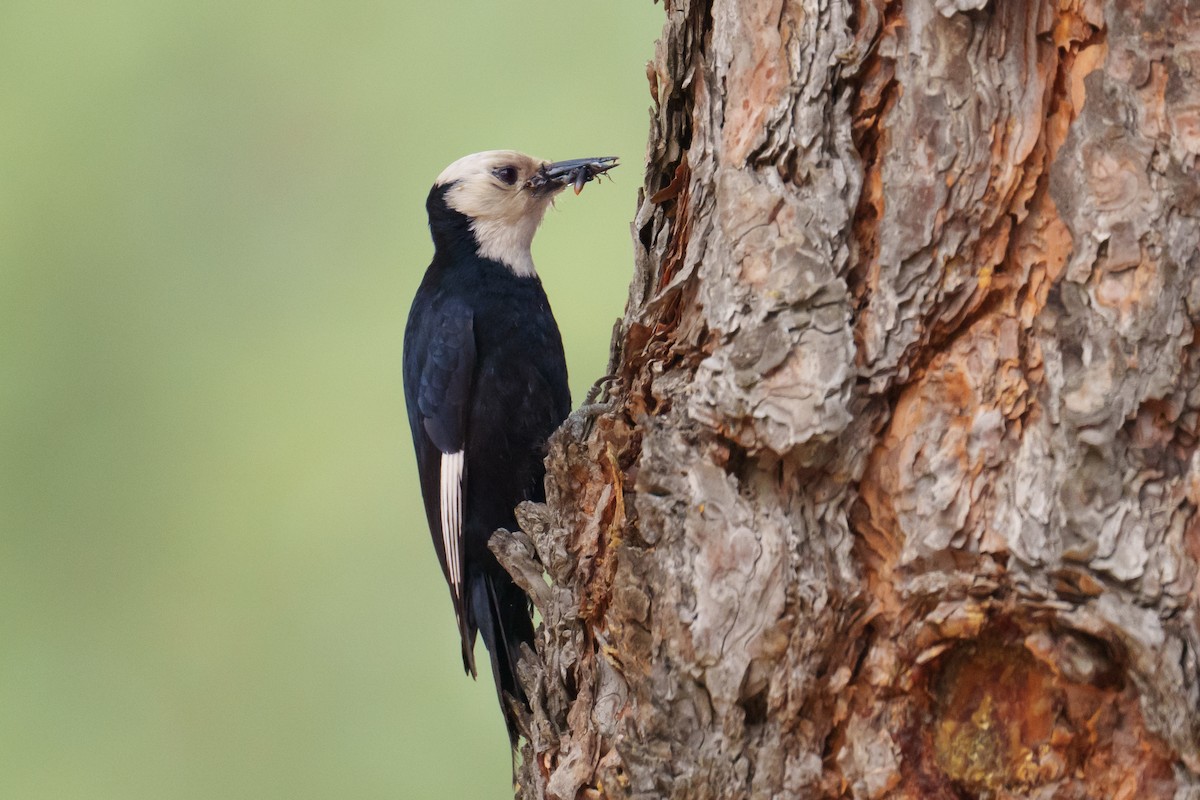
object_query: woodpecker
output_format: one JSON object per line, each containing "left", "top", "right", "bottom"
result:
{"left": 403, "top": 150, "right": 617, "bottom": 738}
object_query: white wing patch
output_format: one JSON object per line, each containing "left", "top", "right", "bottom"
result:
{"left": 439, "top": 450, "right": 465, "bottom": 599}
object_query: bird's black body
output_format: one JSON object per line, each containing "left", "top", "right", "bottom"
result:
{"left": 403, "top": 182, "right": 570, "bottom": 736}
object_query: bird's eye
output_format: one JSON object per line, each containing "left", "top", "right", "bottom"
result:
{"left": 493, "top": 166, "right": 518, "bottom": 185}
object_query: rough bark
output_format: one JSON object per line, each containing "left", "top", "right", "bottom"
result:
{"left": 496, "top": 0, "right": 1200, "bottom": 797}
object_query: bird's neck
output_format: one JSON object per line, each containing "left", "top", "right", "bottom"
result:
{"left": 426, "top": 184, "right": 540, "bottom": 279}
{"left": 427, "top": 235, "right": 542, "bottom": 292}
{"left": 467, "top": 216, "right": 539, "bottom": 278}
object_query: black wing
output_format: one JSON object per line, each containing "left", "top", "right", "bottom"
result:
{"left": 403, "top": 295, "right": 477, "bottom": 672}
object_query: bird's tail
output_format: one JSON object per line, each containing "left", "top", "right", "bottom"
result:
{"left": 468, "top": 570, "right": 534, "bottom": 742}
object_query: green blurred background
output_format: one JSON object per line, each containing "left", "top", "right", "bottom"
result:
{"left": 0, "top": 2, "right": 660, "bottom": 797}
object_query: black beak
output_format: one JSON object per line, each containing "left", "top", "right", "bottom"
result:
{"left": 526, "top": 156, "right": 619, "bottom": 195}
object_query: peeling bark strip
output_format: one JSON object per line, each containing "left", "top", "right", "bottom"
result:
{"left": 496, "top": 0, "right": 1200, "bottom": 797}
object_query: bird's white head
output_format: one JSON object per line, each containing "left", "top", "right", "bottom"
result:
{"left": 433, "top": 150, "right": 618, "bottom": 278}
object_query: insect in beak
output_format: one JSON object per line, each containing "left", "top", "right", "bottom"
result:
{"left": 526, "top": 156, "right": 619, "bottom": 195}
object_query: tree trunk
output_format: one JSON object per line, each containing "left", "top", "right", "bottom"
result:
{"left": 496, "top": 0, "right": 1200, "bottom": 796}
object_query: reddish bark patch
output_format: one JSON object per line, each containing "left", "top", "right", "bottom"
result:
{"left": 838, "top": 619, "right": 1183, "bottom": 799}
{"left": 926, "top": 630, "right": 1179, "bottom": 798}
{"left": 578, "top": 443, "right": 629, "bottom": 626}
{"left": 848, "top": 0, "right": 901, "bottom": 339}
{"left": 847, "top": 0, "right": 1106, "bottom": 386}
{"left": 719, "top": 0, "right": 789, "bottom": 166}
{"left": 932, "top": 639, "right": 1066, "bottom": 792}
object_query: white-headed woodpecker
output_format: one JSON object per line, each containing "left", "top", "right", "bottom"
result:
{"left": 403, "top": 150, "right": 617, "bottom": 738}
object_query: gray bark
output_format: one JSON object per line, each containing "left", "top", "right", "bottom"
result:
{"left": 497, "top": 0, "right": 1200, "bottom": 796}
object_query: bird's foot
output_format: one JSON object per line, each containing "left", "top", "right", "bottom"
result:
{"left": 584, "top": 373, "right": 618, "bottom": 406}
